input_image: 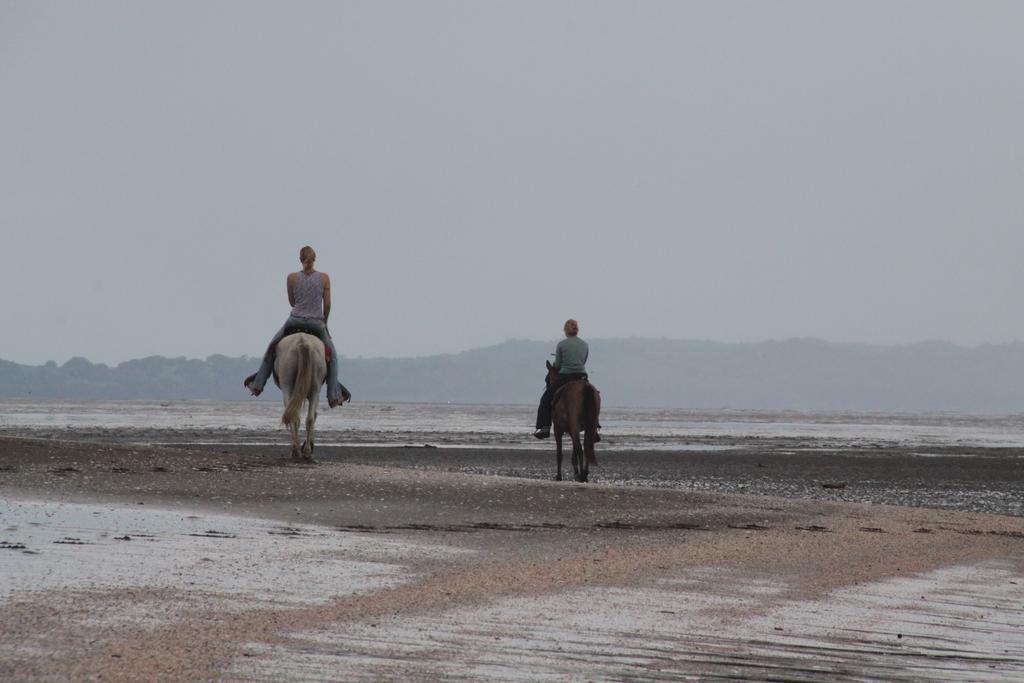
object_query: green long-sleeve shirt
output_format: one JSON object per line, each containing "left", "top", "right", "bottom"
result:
{"left": 555, "top": 336, "right": 589, "bottom": 375}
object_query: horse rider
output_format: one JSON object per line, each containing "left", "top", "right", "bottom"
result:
{"left": 534, "top": 319, "right": 590, "bottom": 439}
{"left": 244, "top": 245, "right": 350, "bottom": 407}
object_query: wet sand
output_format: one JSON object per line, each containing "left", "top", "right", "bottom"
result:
{"left": 217, "top": 441, "right": 1024, "bottom": 517}
{"left": 2, "top": 435, "right": 1024, "bottom": 681}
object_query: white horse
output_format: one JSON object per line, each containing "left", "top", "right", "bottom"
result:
{"left": 273, "top": 333, "right": 327, "bottom": 460}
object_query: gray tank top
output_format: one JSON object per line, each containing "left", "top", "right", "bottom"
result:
{"left": 290, "top": 270, "right": 325, "bottom": 320}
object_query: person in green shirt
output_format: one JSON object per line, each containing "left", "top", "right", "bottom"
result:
{"left": 534, "top": 319, "right": 589, "bottom": 439}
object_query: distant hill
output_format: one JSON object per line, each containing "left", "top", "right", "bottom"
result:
{"left": 1, "top": 338, "right": 1023, "bottom": 411}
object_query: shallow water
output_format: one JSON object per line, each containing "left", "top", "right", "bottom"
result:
{"left": 2, "top": 399, "right": 1023, "bottom": 450}
{"left": 0, "top": 498, "right": 462, "bottom": 608}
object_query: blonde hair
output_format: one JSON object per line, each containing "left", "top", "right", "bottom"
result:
{"left": 299, "top": 245, "right": 316, "bottom": 262}
{"left": 563, "top": 319, "right": 579, "bottom": 336}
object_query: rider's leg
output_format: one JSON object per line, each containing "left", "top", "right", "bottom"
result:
{"left": 245, "top": 321, "right": 290, "bottom": 395}
{"left": 320, "top": 331, "right": 351, "bottom": 402}
{"left": 536, "top": 385, "right": 556, "bottom": 428}
{"left": 324, "top": 336, "right": 343, "bottom": 405}
{"left": 535, "top": 398, "right": 548, "bottom": 431}
{"left": 303, "top": 323, "right": 344, "bottom": 405}
{"left": 534, "top": 383, "right": 557, "bottom": 437}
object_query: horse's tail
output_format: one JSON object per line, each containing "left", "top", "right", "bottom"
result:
{"left": 282, "top": 338, "right": 315, "bottom": 425}
{"left": 583, "top": 384, "right": 600, "bottom": 465}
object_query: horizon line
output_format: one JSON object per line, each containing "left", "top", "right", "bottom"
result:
{"left": 4, "top": 336, "right": 1022, "bottom": 368}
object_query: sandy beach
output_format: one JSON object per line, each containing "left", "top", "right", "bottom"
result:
{"left": 2, "top": 434, "right": 1024, "bottom": 681}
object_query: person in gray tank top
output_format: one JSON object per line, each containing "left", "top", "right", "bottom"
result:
{"left": 243, "top": 246, "right": 350, "bottom": 407}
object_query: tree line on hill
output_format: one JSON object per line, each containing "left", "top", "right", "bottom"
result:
{"left": 1, "top": 338, "right": 1022, "bottom": 411}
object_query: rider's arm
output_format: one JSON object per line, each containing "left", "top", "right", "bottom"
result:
{"left": 287, "top": 273, "right": 297, "bottom": 307}
{"left": 322, "top": 273, "right": 332, "bottom": 323}
{"left": 553, "top": 342, "right": 563, "bottom": 372}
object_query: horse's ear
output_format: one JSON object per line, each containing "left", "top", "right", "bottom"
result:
{"left": 546, "top": 360, "right": 553, "bottom": 371}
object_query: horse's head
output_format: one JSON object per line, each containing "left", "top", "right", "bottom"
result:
{"left": 544, "top": 360, "right": 557, "bottom": 386}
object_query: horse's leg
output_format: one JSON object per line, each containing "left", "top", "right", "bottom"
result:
{"left": 302, "top": 357, "right": 325, "bottom": 460}
{"left": 576, "top": 407, "right": 590, "bottom": 482}
{"left": 578, "top": 430, "right": 589, "bottom": 482}
{"left": 570, "top": 430, "right": 582, "bottom": 482}
{"left": 303, "top": 390, "right": 318, "bottom": 460}
{"left": 571, "top": 406, "right": 588, "bottom": 482}
{"left": 284, "top": 390, "right": 301, "bottom": 459}
{"left": 554, "top": 427, "right": 564, "bottom": 481}
{"left": 290, "top": 417, "right": 301, "bottom": 459}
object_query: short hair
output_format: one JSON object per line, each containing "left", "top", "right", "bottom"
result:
{"left": 564, "top": 319, "right": 579, "bottom": 336}
{"left": 299, "top": 246, "right": 316, "bottom": 261}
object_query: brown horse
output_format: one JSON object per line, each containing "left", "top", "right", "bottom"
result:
{"left": 545, "top": 360, "right": 601, "bottom": 482}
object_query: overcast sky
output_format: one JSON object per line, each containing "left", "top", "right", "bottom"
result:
{"left": 1, "top": 1, "right": 1021, "bottom": 365}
